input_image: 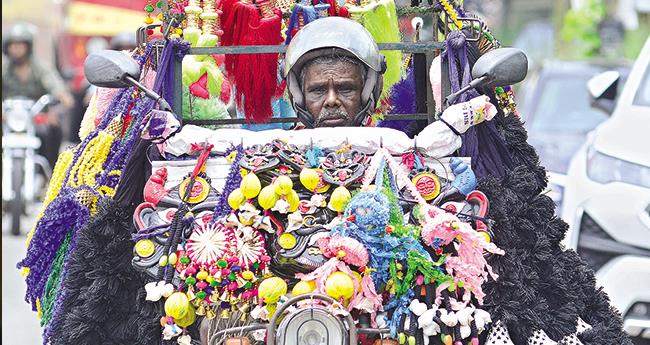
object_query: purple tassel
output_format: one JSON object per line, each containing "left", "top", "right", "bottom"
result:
{"left": 41, "top": 228, "right": 81, "bottom": 345}
{"left": 445, "top": 30, "right": 479, "bottom": 103}
{"left": 152, "top": 38, "right": 191, "bottom": 112}
{"left": 378, "top": 66, "right": 420, "bottom": 137}
{"left": 17, "top": 190, "right": 90, "bottom": 311}
{"left": 443, "top": 30, "right": 513, "bottom": 178}
{"left": 389, "top": 65, "right": 417, "bottom": 115}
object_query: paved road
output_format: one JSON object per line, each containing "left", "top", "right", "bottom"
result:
{"left": 3, "top": 203, "right": 45, "bottom": 345}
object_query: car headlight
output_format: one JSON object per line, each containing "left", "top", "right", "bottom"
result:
{"left": 6, "top": 110, "right": 29, "bottom": 132}
{"left": 586, "top": 146, "right": 650, "bottom": 188}
{"left": 276, "top": 307, "right": 347, "bottom": 345}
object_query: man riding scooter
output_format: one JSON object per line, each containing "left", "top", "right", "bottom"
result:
{"left": 2, "top": 23, "right": 75, "bottom": 173}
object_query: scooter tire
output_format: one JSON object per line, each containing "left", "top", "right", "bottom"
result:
{"left": 10, "top": 157, "right": 24, "bottom": 236}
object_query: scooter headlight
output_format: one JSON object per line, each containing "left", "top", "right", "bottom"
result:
{"left": 6, "top": 109, "right": 29, "bottom": 132}
{"left": 276, "top": 307, "right": 347, "bottom": 345}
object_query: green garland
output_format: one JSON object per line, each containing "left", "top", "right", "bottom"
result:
{"left": 40, "top": 232, "right": 72, "bottom": 326}
{"left": 391, "top": 251, "right": 452, "bottom": 298}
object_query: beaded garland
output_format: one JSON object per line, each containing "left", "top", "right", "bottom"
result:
{"left": 17, "top": 44, "right": 165, "bottom": 344}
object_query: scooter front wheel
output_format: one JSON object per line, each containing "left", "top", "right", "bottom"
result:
{"left": 10, "top": 157, "right": 24, "bottom": 236}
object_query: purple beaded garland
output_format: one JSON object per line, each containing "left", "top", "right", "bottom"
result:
{"left": 211, "top": 145, "right": 244, "bottom": 221}
{"left": 17, "top": 45, "right": 159, "bottom": 344}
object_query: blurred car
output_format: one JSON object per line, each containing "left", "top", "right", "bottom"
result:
{"left": 561, "top": 38, "right": 650, "bottom": 342}
{"left": 517, "top": 60, "right": 630, "bottom": 210}
{"left": 512, "top": 20, "right": 555, "bottom": 70}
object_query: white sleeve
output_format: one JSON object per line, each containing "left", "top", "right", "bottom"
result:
{"left": 416, "top": 95, "right": 497, "bottom": 158}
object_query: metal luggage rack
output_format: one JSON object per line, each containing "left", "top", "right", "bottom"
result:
{"left": 163, "top": 6, "right": 471, "bottom": 127}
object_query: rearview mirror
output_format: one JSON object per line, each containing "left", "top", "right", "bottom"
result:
{"left": 84, "top": 50, "right": 142, "bottom": 88}
{"left": 471, "top": 47, "right": 528, "bottom": 87}
{"left": 445, "top": 48, "right": 528, "bottom": 105}
{"left": 587, "top": 71, "right": 619, "bottom": 100}
{"left": 587, "top": 71, "right": 619, "bottom": 115}
{"left": 83, "top": 49, "right": 172, "bottom": 111}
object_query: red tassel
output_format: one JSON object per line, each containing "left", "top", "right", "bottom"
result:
{"left": 326, "top": 0, "right": 337, "bottom": 17}
{"left": 220, "top": 0, "right": 282, "bottom": 123}
{"left": 338, "top": 5, "right": 349, "bottom": 17}
{"left": 219, "top": 79, "right": 232, "bottom": 104}
{"left": 274, "top": 79, "right": 286, "bottom": 98}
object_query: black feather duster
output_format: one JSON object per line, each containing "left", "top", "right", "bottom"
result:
{"left": 478, "top": 113, "right": 632, "bottom": 344}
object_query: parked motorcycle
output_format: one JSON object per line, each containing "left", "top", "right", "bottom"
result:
{"left": 2, "top": 95, "right": 54, "bottom": 235}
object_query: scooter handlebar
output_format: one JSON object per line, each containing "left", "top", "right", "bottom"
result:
{"left": 30, "top": 94, "right": 56, "bottom": 115}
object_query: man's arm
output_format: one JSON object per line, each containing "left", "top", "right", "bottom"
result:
{"left": 416, "top": 95, "right": 497, "bottom": 158}
{"left": 36, "top": 62, "right": 74, "bottom": 108}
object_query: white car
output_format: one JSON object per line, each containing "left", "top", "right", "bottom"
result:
{"left": 561, "top": 38, "right": 650, "bottom": 342}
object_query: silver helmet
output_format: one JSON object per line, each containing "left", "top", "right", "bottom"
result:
{"left": 2, "top": 23, "right": 36, "bottom": 56}
{"left": 284, "top": 17, "right": 386, "bottom": 128}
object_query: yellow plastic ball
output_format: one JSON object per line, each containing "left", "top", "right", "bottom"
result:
{"left": 258, "top": 277, "right": 287, "bottom": 304}
{"left": 228, "top": 188, "right": 245, "bottom": 210}
{"left": 241, "top": 271, "right": 254, "bottom": 280}
{"left": 325, "top": 271, "right": 355, "bottom": 300}
{"left": 286, "top": 189, "right": 300, "bottom": 213}
{"left": 240, "top": 173, "right": 262, "bottom": 199}
{"left": 144, "top": 16, "right": 154, "bottom": 24}
{"left": 477, "top": 231, "right": 491, "bottom": 243}
{"left": 196, "top": 270, "right": 208, "bottom": 281}
{"left": 274, "top": 175, "right": 293, "bottom": 195}
{"left": 164, "top": 292, "right": 190, "bottom": 319}
{"left": 299, "top": 169, "right": 320, "bottom": 191}
{"left": 329, "top": 186, "right": 351, "bottom": 212}
{"left": 292, "top": 280, "right": 316, "bottom": 296}
{"left": 174, "top": 303, "right": 196, "bottom": 328}
{"left": 169, "top": 253, "right": 178, "bottom": 266}
{"left": 258, "top": 185, "right": 279, "bottom": 210}
{"left": 352, "top": 271, "right": 363, "bottom": 289}
{"left": 278, "top": 233, "right": 297, "bottom": 249}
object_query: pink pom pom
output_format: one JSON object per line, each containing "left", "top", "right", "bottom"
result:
{"left": 185, "top": 266, "right": 197, "bottom": 275}
{"left": 320, "top": 235, "right": 369, "bottom": 267}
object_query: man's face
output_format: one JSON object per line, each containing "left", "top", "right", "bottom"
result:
{"left": 7, "top": 42, "right": 29, "bottom": 61}
{"left": 302, "top": 60, "right": 364, "bottom": 127}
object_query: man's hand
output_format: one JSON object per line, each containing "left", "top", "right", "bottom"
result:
{"left": 415, "top": 95, "right": 498, "bottom": 158}
{"left": 46, "top": 110, "right": 60, "bottom": 126}
{"left": 439, "top": 95, "right": 497, "bottom": 134}
{"left": 57, "top": 92, "right": 75, "bottom": 109}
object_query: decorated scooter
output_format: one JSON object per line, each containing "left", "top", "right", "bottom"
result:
{"left": 17, "top": 1, "right": 634, "bottom": 345}
{"left": 77, "top": 32, "right": 518, "bottom": 344}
